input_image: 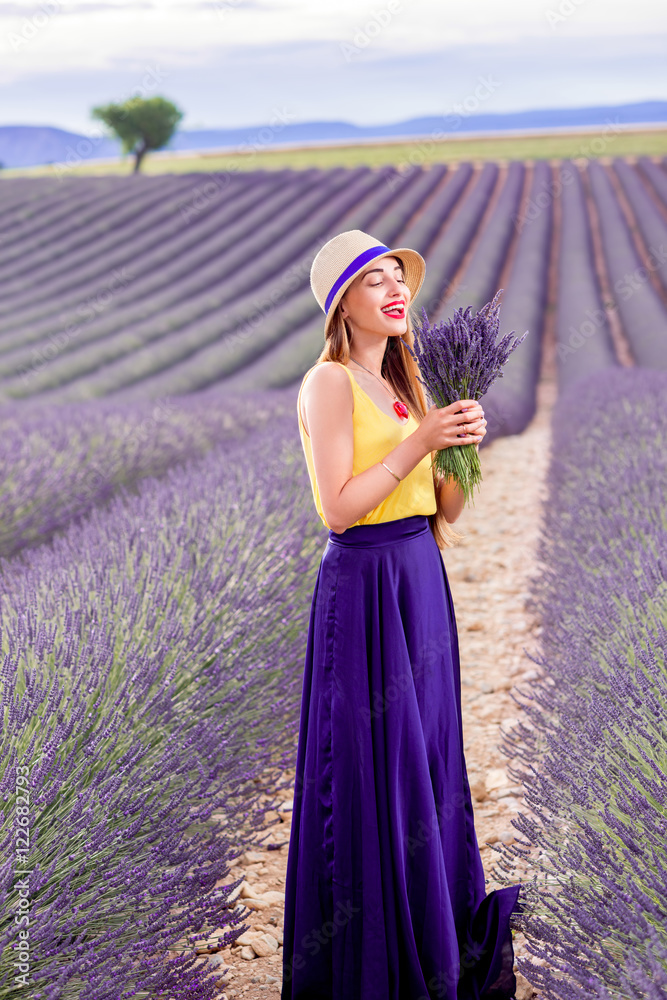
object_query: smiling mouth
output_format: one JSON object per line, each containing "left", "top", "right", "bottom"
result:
{"left": 381, "top": 302, "right": 405, "bottom": 318}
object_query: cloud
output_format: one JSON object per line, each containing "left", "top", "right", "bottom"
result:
{"left": 0, "top": 0, "right": 272, "bottom": 12}
{"left": 1, "top": 0, "right": 665, "bottom": 131}
{"left": 3, "top": 32, "right": 666, "bottom": 135}
{"left": 0, "top": 2, "right": 153, "bottom": 13}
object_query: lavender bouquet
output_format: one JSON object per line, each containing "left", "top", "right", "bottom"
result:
{"left": 406, "top": 290, "right": 528, "bottom": 505}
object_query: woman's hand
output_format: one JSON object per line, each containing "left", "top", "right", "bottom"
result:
{"left": 417, "top": 400, "right": 486, "bottom": 454}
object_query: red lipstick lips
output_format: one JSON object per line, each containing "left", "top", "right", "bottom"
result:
{"left": 381, "top": 300, "right": 405, "bottom": 317}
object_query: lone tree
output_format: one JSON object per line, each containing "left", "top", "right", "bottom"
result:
{"left": 91, "top": 96, "right": 184, "bottom": 173}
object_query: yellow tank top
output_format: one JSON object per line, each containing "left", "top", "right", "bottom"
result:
{"left": 296, "top": 361, "right": 437, "bottom": 530}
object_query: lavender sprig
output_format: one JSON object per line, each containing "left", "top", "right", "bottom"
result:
{"left": 405, "top": 290, "right": 528, "bottom": 504}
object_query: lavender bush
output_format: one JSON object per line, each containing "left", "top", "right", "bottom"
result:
{"left": 407, "top": 290, "right": 528, "bottom": 503}
{"left": 0, "top": 386, "right": 295, "bottom": 560}
{"left": 588, "top": 161, "right": 667, "bottom": 369}
{"left": 555, "top": 161, "right": 618, "bottom": 391}
{"left": 613, "top": 158, "right": 667, "bottom": 298}
{"left": 436, "top": 161, "right": 525, "bottom": 318}
{"left": 0, "top": 411, "right": 323, "bottom": 999}
{"left": 489, "top": 367, "right": 667, "bottom": 998}
{"left": 412, "top": 162, "right": 495, "bottom": 317}
{"left": 480, "top": 160, "right": 552, "bottom": 445}
{"left": 638, "top": 155, "right": 667, "bottom": 208}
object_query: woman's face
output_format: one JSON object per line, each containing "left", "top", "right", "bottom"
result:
{"left": 339, "top": 255, "right": 411, "bottom": 336}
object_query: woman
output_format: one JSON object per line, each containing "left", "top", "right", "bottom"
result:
{"left": 281, "top": 230, "right": 524, "bottom": 1000}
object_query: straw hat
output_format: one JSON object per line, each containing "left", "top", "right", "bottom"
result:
{"left": 310, "top": 230, "right": 426, "bottom": 339}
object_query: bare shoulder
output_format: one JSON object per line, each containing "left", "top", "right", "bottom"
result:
{"left": 302, "top": 361, "right": 353, "bottom": 399}
{"left": 304, "top": 360, "right": 350, "bottom": 386}
{"left": 300, "top": 362, "right": 353, "bottom": 432}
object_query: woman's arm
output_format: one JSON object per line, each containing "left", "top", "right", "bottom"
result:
{"left": 435, "top": 441, "right": 480, "bottom": 523}
{"left": 304, "top": 363, "right": 431, "bottom": 534}
{"left": 435, "top": 473, "right": 466, "bottom": 524}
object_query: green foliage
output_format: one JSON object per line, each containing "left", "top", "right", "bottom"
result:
{"left": 91, "top": 96, "right": 184, "bottom": 172}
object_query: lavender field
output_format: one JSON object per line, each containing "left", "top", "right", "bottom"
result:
{"left": 0, "top": 394, "right": 324, "bottom": 999}
{"left": 1, "top": 156, "right": 667, "bottom": 998}
{"left": 491, "top": 366, "right": 667, "bottom": 999}
{"left": 1, "top": 156, "right": 667, "bottom": 430}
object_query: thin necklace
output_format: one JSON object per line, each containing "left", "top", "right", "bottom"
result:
{"left": 348, "top": 356, "right": 409, "bottom": 420}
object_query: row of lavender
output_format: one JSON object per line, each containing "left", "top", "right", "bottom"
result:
{"left": 491, "top": 366, "right": 667, "bottom": 998}
{"left": 1, "top": 157, "right": 666, "bottom": 424}
{"left": 0, "top": 165, "right": 439, "bottom": 403}
{"left": 0, "top": 395, "right": 324, "bottom": 998}
{"left": 0, "top": 384, "right": 294, "bottom": 560}
{"left": 482, "top": 156, "right": 667, "bottom": 444}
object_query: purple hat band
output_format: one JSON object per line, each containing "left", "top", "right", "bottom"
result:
{"left": 324, "top": 244, "right": 392, "bottom": 314}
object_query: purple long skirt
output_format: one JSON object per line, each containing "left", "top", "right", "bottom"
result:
{"left": 281, "top": 515, "right": 524, "bottom": 1000}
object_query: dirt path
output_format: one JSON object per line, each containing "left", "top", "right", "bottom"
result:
{"left": 188, "top": 376, "right": 556, "bottom": 999}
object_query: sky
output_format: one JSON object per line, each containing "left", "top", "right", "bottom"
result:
{"left": 0, "top": 0, "right": 666, "bottom": 134}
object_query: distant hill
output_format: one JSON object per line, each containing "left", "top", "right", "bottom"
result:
{"left": 1, "top": 101, "right": 665, "bottom": 169}
{"left": 0, "top": 126, "right": 121, "bottom": 169}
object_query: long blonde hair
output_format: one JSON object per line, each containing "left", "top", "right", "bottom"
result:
{"left": 315, "top": 297, "right": 463, "bottom": 551}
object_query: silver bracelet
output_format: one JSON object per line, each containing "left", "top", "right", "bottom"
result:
{"left": 380, "top": 460, "right": 401, "bottom": 483}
